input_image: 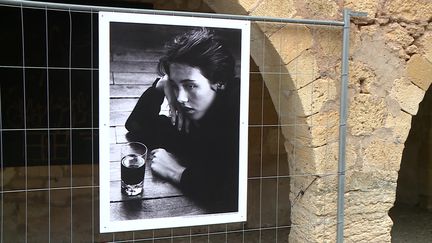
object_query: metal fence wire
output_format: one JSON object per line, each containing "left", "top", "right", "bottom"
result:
{"left": 0, "top": 0, "right": 357, "bottom": 242}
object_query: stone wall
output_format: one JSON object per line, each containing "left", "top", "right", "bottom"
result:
{"left": 201, "top": 0, "right": 432, "bottom": 242}
{"left": 56, "top": 0, "right": 431, "bottom": 241}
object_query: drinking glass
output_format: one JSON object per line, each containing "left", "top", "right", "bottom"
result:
{"left": 120, "top": 142, "right": 147, "bottom": 196}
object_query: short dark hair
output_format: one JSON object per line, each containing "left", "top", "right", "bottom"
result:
{"left": 157, "top": 27, "right": 236, "bottom": 85}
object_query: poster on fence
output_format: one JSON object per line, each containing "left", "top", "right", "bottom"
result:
{"left": 98, "top": 12, "right": 250, "bottom": 232}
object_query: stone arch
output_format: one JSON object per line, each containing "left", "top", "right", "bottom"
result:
{"left": 154, "top": 0, "right": 347, "bottom": 242}
{"left": 153, "top": 0, "right": 432, "bottom": 242}
{"left": 390, "top": 85, "right": 432, "bottom": 240}
{"left": 346, "top": 12, "right": 432, "bottom": 241}
{"left": 169, "top": 1, "right": 342, "bottom": 242}
{"left": 202, "top": 2, "right": 341, "bottom": 242}
{"left": 396, "top": 85, "right": 432, "bottom": 209}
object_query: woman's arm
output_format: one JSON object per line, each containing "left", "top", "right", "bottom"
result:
{"left": 125, "top": 79, "right": 165, "bottom": 132}
{"left": 149, "top": 148, "right": 186, "bottom": 184}
{"left": 125, "top": 78, "right": 178, "bottom": 150}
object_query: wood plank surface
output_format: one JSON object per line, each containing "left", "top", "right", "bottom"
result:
{"left": 111, "top": 61, "right": 158, "bottom": 73}
{"left": 110, "top": 111, "right": 130, "bottom": 127}
{"left": 109, "top": 127, "right": 116, "bottom": 144}
{"left": 112, "top": 49, "right": 163, "bottom": 62}
{"left": 110, "top": 72, "right": 114, "bottom": 84}
{"left": 110, "top": 178, "right": 183, "bottom": 202}
{"left": 115, "top": 126, "right": 128, "bottom": 144}
{"left": 109, "top": 100, "right": 169, "bottom": 125}
{"left": 112, "top": 72, "right": 157, "bottom": 85}
{"left": 110, "top": 143, "right": 123, "bottom": 162}
{"left": 110, "top": 84, "right": 150, "bottom": 98}
{"left": 110, "top": 98, "right": 138, "bottom": 112}
{"left": 110, "top": 196, "right": 206, "bottom": 221}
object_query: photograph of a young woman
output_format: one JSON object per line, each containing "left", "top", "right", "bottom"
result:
{"left": 125, "top": 27, "right": 241, "bottom": 213}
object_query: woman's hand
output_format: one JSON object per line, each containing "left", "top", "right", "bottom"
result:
{"left": 156, "top": 75, "right": 190, "bottom": 133}
{"left": 149, "top": 148, "right": 186, "bottom": 184}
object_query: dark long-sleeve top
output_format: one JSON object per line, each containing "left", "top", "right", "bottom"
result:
{"left": 125, "top": 79, "right": 240, "bottom": 212}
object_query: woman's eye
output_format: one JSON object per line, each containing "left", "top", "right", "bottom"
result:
{"left": 185, "top": 84, "right": 197, "bottom": 89}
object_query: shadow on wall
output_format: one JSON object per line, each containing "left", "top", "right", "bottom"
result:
{"left": 391, "top": 85, "right": 432, "bottom": 243}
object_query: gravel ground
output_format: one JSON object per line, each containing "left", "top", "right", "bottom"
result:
{"left": 389, "top": 204, "right": 432, "bottom": 243}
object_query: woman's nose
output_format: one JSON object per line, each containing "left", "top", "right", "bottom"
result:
{"left": 176, "top": 88, "right": 188, "bottom": 103}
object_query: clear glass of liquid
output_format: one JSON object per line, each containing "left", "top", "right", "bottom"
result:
{"left": 120, "top": 142, "right": 147, "bottom": 196}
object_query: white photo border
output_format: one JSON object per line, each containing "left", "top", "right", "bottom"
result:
{"left": 99, "top": 12, "right": 250, "bottom": 233}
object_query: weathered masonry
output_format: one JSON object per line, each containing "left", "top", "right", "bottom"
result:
{"left": 1, "top": 0, "right": 431, "bottom": 242}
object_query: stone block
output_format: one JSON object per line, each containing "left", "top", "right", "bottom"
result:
{"left": 249, "top": 24, "right": 266, "bottom": 64}
{"left": 345, "top": 0, "right": 379, "bottom": 17}
{"left": 286, "top": 49, "right": 320, "bottom": 89}
{"left": 314, "top": 141, "right": 357, "bottom": 174}
{"left": 307, "top": 109, "right": 339, "bottom": 147}
{"left": 26, "top": 178, "right": 47, "bottom": 189}
{"left": 156, "top": 0, "right": 211, "bottom": 11}
{"left": 385, "top": 23, "right": 414, "bottom": 51}
{"left": 204, "top": 0, "right": 251, "bottom": 14}
{"left": 346, "top": 170, "right": 398, "bottom": 192}
{"left": 251, "top": 0, "right": 297, "bottom": 18}
{"left": 71, "top": 164, "right": 93, "bottom": 177}
{"left": 344, "top": 190, "right": 395, "bottom": 241}
{"left": 288, "top": 141, "right": 316, "bottom": 174}
{"left": 311, "top": 26, "right": 343, "bottom": 75}
{"left": 405, "top": 23, "right": 426, "bottom": 38}
{"left": 362, "top": 137, "right": 405, "bottom": 172}
{"left": 417, "top": 32, "right": 432, "bottom": 63}
{"left": 3, "top": 201, "right": 18, "bottom": 218}
{"left": 281, "top": 109, "right": 339, "bottom": 149}
{"left": 384, "top": 111, "right": 412, "bottom": 143}
{"left": 345, "top": 213, "right": 393, "bottom": 242}
{"left": 405, "top": 44, "right": 419, "bottom": 55}
{"left": 349, "top": 61, "right": 377, "bottom": 95}
{"left": 50, "top": 165, "right": 67, "bottom": 179}
{"left": 3, "top": 167, "right": 26, "bottom": 189}
{"left": 269, "top": 25, "right": 313, "bottom": 64}
{"left": 3, "top": 167, "right": 17, "bottom": 186}
{"left": 406, "top": 54, "right": 432, "bottom": 91}
{"left": 348, "top": 94, "right": 387, "bottom": 136}
{"left": 298, "top": 0, "right": 340, "bottom": 19}
{"left": 353, "top": 31, "right": 404, "bottom": 87}
{"left": 384, "top": 0, "right": 432, "bottom": 22}
{"left": 390, "top": 78, "right": 425, "bottom": 115}
{"left": 249, "top": 24, "right": 286, "bottom": 73}
{"left": 289, "top": 78, "right": 337, "bottom": 116}
{"left": 255, "top": 22, "right": 286, "bottom": 37}
{"left": 279, "top": 78, "right": 308, "bottom": 123}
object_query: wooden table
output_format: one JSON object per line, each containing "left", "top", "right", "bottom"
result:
{"left": 109, "top": 142, "right": 208, "bottom": 221}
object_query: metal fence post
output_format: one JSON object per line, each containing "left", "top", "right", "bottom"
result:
{"left": 337, "top": 8, "right": 367, "bottom": 243}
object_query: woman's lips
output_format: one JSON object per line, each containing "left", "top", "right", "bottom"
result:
{"left": 182, "top": 106, "right": 195, "bottom": 113}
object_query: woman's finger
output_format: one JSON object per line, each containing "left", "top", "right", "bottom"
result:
{"left": 169, "top": 106, "right": 176, "bottom": 125}
{"left": 177, "top": 109, "right": 183, "bottom": 131}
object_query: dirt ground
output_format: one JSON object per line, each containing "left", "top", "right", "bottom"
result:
{"left": 389, "top": 203, "right": 432, "bottom": 242}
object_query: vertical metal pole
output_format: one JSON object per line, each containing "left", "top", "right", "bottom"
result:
{"left": 337, "top": 8, "right": 351, "bottom": 243}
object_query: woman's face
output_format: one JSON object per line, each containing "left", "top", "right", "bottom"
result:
{"left": 169, "top": 63, "right": 217, "bottom": 121}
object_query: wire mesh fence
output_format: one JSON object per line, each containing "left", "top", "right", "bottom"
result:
{"left": 0, "top": 1, "right": 344, "bottom": 242}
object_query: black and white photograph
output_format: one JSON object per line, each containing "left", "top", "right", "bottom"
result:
{"left": 99, "top": 12, "right": 250, "bottom": 232}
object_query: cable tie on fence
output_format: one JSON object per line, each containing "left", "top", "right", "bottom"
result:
{"left": 291, "top": 174, "right": 321, "bottom": 207}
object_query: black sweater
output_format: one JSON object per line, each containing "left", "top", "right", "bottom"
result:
{"left": 125, "top": 79, "right": 240, "bottom": 212}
